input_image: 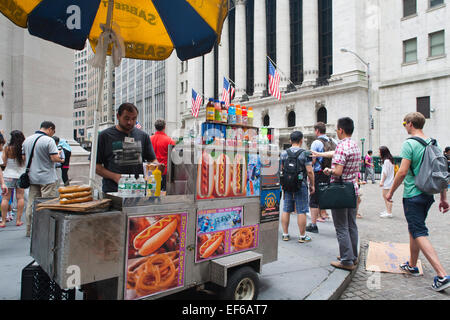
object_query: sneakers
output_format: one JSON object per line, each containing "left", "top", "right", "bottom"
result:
{"left": 306, "top": 223, "right": 319, "bottom": 233}
{"left": 431, "top": 276, "right": 450, "bottom": 292}
{"left": 399, "top": 261, "right": 421, "bottom": 276}
{"left": 298, "top": 235, "right": 312, "bottom": 243}
{"left": 380, "top": 212, "right": 393, "bottom": 218}
{"left": 282, "top": 234, "right": 290, "bottom": 241}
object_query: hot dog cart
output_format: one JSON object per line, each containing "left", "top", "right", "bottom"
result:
{"left": 29, "top": 124, "right": 281, "bottom": 300}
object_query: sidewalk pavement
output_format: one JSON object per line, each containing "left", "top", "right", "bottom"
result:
{"left": 0, "top": 205, "right": 356, "bottom": 300}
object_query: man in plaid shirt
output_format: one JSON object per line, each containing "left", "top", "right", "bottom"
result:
{"left": 315, "top": 117, "right": 361, "bottom": 271}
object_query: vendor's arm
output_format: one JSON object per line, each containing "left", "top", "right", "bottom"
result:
{"left": 96, "top": 164, "right": 121, "bottom": 184}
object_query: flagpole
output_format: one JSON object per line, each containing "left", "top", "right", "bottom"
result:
{"left": 267, "top": 56, "right": 297, "bottom": 89}
{"left": 224, "top": 76, "right": 250, "bottom": 102}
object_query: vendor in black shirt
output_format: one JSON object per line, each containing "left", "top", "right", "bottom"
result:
{"left": 96, "top": 103, "right": 158, "bottom": 193}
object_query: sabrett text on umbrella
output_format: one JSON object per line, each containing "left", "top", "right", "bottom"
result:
{"left": 0, "top": 0, "right": 25, "bottom": 21}
{"left": 101, "top": 1, "right": 156, "bottom": 25}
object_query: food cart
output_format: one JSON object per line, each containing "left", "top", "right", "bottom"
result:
{"left": 29, "top": 122, "right": 281, "bottom": 300}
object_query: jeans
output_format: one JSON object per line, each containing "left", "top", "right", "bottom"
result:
{"left": 331, "top": 207, "right": 358, "bottom": 266}
{"left": 365, "top": 167, "right": 375, "bottom": 183}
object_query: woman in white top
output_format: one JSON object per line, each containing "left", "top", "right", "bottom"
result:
{"left": 1, "top": 130, "right": 26, "bottom": 227}
{"left": 379, "top": 146, "right": 395, "bottom": 218}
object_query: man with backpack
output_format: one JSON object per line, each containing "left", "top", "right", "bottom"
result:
{"left": 280, "top": 131, "right": 315, "bottom": 243}
{"left": 386, "top": 112, "right": 449, "bottom": 292}
{"left": 306, "top": 122, "right": 336, "bottom": 233}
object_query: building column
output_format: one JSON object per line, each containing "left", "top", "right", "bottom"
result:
{"left": 204, "top": 49, "right": 215, "bottom": 100}
{"left": 276, "top": 0, "right": 290, "bottom": 92}
{"left": 253, "top": 0, "right": 267, "bottom": 97}
{"left": 218, "top": 17, "right": 229, "bottom": 96}
{"left": 302, "top": 0, "right": 319, "bottom": 86}
{"left": 234, "top": 0, "right": 247, "bottom": 100}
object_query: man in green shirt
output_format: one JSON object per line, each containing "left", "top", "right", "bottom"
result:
{"left": 386, "top": 112, "right": 449, "bottom": 292}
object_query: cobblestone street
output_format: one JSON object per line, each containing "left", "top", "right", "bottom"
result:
{"left": 340, "top": 183, "right": 450, "bottom": 300}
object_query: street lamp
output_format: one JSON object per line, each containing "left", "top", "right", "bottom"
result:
{"left": 341, "top": 48, "right": 372, "bottom": 151}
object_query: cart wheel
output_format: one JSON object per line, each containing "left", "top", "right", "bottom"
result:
{"left": 220, "top": 266, "right": 259, "bottom": 300}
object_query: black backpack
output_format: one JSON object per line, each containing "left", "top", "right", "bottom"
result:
{"left": 280, "top": 149, "right": 305, "bottom": 192}
{"left": 318, "top": 137, "right": 337, "bottom": 170}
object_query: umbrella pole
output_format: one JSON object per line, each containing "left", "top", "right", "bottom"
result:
{"left": 88, "top": 0, "right": 115, "bottom": 189}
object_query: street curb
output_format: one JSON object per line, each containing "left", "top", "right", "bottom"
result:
{"left": 305, "top": 238, "right": 361, "bottom": 300}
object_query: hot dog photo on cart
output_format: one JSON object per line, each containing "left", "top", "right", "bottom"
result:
{"left": 125, "top": 213, "right": 188, "bottom": 300}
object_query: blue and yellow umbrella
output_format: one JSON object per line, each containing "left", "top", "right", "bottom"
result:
{"left": 0, "top": 0, "right": 228, "bottom": 186}
{"left": 0, "top": 0, "right": 228, "bottom": 61}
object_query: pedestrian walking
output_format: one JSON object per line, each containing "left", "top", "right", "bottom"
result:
{"left": 306, "top": 122, "right": 335, "bottom": 234}
{"left": 386, "top": 112, "right": 450, "bottom": 292}
{"left": 58, "top": 139, "right": 72, "bottom": 186}
{"left": 364, "top": 150, "right": 375, "bottom": 184}
{"left": 23, "top": 121, "right": 64, "bottom": 237}
{"left": 150, "top": 119, "right": 175, "bottom": 191}
{"left": 315, "top": 117, "right": 361, "bottom": 271}
{"left": 279, "top": 131, "right": 315, "bottom": 243}
{"left": 379, "top": 146, "right": 395, "bottom": 218}
{"left": 0, "top": 130, "right": 26, "bottom": 227}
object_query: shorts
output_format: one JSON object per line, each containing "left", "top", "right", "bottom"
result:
{"left": 309, "top": 171, "right": 330, "bottom": 209}
{"left": 403, "top": 193, "right": 434, "bottom": 239}
{"left": 283, "top": 184, "right": 309, "bottom": 214}
{"left": 4, "top": 177, "right": 19, "bottom": 189}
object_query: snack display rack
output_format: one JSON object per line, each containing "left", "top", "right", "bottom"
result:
{"left": 29, "top": 123, "right": 281, "bottom": 300}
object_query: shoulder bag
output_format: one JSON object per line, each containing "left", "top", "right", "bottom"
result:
{"left": 318, "top": 177, "right": 357, "bottom": 209}
{"left": 17, "top": 135, "right": 44, "bottom": 189}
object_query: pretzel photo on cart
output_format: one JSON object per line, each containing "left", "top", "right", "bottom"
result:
{"left": 126, "top": 251, "right": 180, "bottom": 299}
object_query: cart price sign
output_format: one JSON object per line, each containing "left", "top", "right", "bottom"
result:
{"left": 125, "top": 212, "right": 188, "bottom": 300}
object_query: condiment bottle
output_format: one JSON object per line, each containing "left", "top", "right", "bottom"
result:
{"left": 206, "top": 98, "right": 215, "bottom": 122}
{"left": 221, "top": 101, "right": 228, "bottom": 123}
{"left": 247, "top": 107, "right": 254, "bottom": 126}
{"left": 242, "top": 106, "right": 248, "bottom": 126}
{"left": 152, "top": 167, "right": 162, "bottom": 197}
{"left": 214, "top": 100, "right": 221, "bottom": 122}
{"left": 236, "top": 105, "right": 242, "bottom": 125}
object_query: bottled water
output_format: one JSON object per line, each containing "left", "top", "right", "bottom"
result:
{"left": 137, "top": 174, "right": 145, "bottom": 197}
{"left": 146, "top": 174, "right": 155, "bottom": 197}
{"left": 118, "top": 174, "right": 127, "bottom": 196}
{"left": 124, "top": 174, "right": 132, "bottom": 196}
{"left": 129, "top": 175, "right": 138, "bottom": 196}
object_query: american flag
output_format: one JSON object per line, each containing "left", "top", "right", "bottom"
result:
{"left": 136, "top": 121, "right": 142, "bottom": 129}
{"left": 230, "top": 82, "right": 235, "bottom": 101}
{"left": 268, "top": 60, "right": 282, "bottom": 101}
{"left": 221, "top": 77, "right": 231, "bottom": 107}
{"left": 191, "top": 89, "right": 203, "bottom": 118}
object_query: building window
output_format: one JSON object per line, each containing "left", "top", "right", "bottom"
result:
{"left": 429, "top": 0, "right": 444, "bottom": 8}
{"left": 263, "top": 114, "right": 270, "bottom": 126}
{"left": 417, "top": 96, "right": 431, "bottom": 119}
{"left": 246, "top": 0, "right": 254, "bottom": 96}
{"left": 290, "top": 0, "right": 303, "bottom": 85}
{"left": 429, "top": 30, "right": 445, "bottom": 57}
{"left": 403, "top": 0, "right": 416, "bottom": 17}
{"left": 317, "top": 107, "right": 327, "bottom": 124}
{"left": 287, "top": 111, "right": 296, "bottom": 127}
{"left": 318, "top": 0, "right": 333, "bottom": 83}
{"left": 403, "top": 38, "right": 417, "bottom": 63}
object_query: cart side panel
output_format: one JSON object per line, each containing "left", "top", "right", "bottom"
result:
{"left": 255, "top": 220, "right": 279, "bottom": 264}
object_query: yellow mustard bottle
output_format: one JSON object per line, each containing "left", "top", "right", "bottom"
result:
{"left": 152, "top": 167, "right": 162, "bottom": 197}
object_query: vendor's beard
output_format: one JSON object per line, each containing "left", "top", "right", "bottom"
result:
{"left": 118, "top": 123, "right": 134, "bottom": 133}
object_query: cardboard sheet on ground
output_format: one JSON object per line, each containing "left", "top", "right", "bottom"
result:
{"left": 366, "top": 241, "right": 423, "bottom": 275}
